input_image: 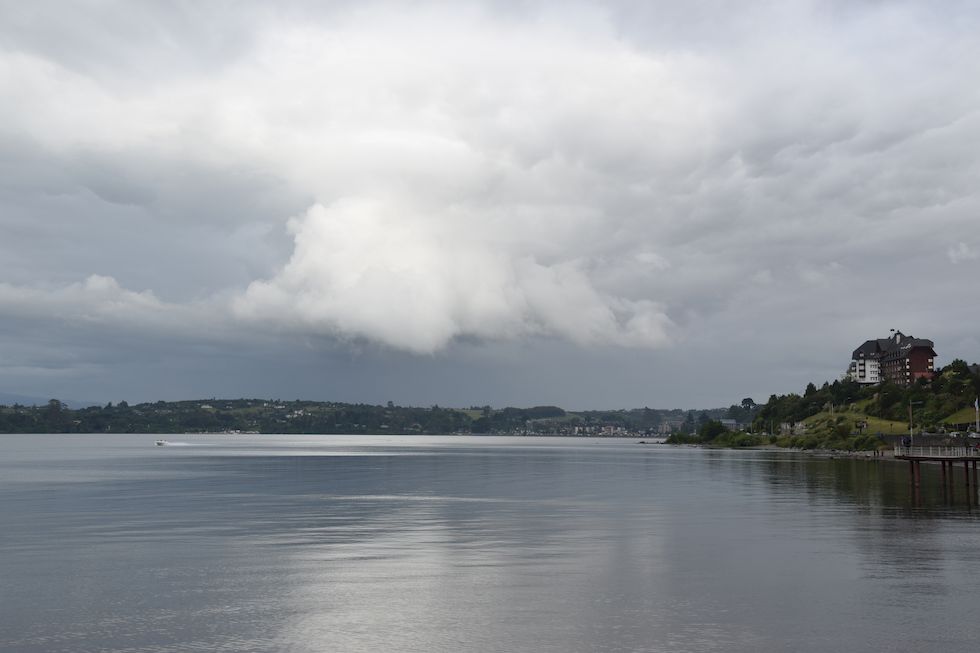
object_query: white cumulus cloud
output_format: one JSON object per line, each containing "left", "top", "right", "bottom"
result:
{"left": 235, "top": 199, "right": 673, "bottom": 352}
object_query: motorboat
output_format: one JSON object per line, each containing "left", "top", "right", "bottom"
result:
{"left": 155, "top": 440, "right": 169, "bottom": 446}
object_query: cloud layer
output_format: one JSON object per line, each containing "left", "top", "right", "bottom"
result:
{"left": 2, "top": 1, "right": 980, "bottom": 403}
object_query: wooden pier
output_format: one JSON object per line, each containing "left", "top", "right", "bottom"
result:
{"left": 894, "top": 446, "right": 980, "bottom": 490}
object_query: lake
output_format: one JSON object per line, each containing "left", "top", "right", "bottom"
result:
{"left": 1, "top": 434, "right": 979, "bottom": 652}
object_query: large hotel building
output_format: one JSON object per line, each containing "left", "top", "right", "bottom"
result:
{"left": 847, "top": 331, "right": 936, "bottom": 386}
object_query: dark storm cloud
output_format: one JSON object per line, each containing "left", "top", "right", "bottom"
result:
{"left": 1, "top": 0, "right": 979, "bottom": 406}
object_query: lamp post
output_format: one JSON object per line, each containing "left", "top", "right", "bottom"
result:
{"left": 909, "top": 399, "right": 923, "bottom": 446}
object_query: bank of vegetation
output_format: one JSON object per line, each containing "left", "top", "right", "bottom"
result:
{"left": 0, "top": 398, "right": 725, "bottom": 436}
{"left": 664, "top": 359, "right": 980, "bottom": 451}
{"left": 664, "top": 420, "right": 770, "bottom": 448}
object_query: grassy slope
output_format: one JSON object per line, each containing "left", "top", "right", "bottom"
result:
{"left": 801, "top": 410, "right": 908, "bottom": 435}
{"left": 862, "top": 415, "right": 912, "bottom": 435}
{"left": 801, "top": 405, "right": 978, "bottom": 435}
{"left": 944, "top": 406, "right": 979, "bottom": 426}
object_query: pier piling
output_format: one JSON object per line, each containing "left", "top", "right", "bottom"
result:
{"left": 894, "top": 446, "right": 980, "bottom": 498}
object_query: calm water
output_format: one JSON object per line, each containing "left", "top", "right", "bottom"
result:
{"left": 1, "top": 435, "right": 979, "bottom": 652}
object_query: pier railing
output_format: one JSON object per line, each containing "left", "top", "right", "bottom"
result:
{"left": 894, "top": 446, "right": 980, "bottom": 459}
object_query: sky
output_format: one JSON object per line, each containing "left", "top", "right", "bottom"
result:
{"left": 1, "top": 0, "right": 979, "bottom": 410}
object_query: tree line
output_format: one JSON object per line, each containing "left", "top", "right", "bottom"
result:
{"left": 0, "top": 398, "right": 723, "bottom": 435}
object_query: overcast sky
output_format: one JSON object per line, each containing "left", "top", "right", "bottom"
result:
{"left": 1, "top": 0, "right": 979, "bottom": 409}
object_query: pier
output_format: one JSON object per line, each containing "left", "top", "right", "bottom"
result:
{"left": 894, "top": 446, "right": 980, "bottom": 490}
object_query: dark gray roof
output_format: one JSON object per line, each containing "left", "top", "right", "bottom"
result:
{"left": 852, "top": 339, "right": 881, "bottom": 358}
{"left": 852, "top": 332, "right": 936, "bottom": 360}
{"left": 881, "top": 333, "right": 936, "bottom": 360}
{"left": 908, "top": 338, "right": 934, "bottom": 348}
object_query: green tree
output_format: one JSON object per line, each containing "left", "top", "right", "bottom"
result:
{"left": 699, "top": 420, "right": 728, "bottom": 442}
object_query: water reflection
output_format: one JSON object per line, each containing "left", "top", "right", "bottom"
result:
{"left": 1, "top": 435, "right": 979, "bottom": 652}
